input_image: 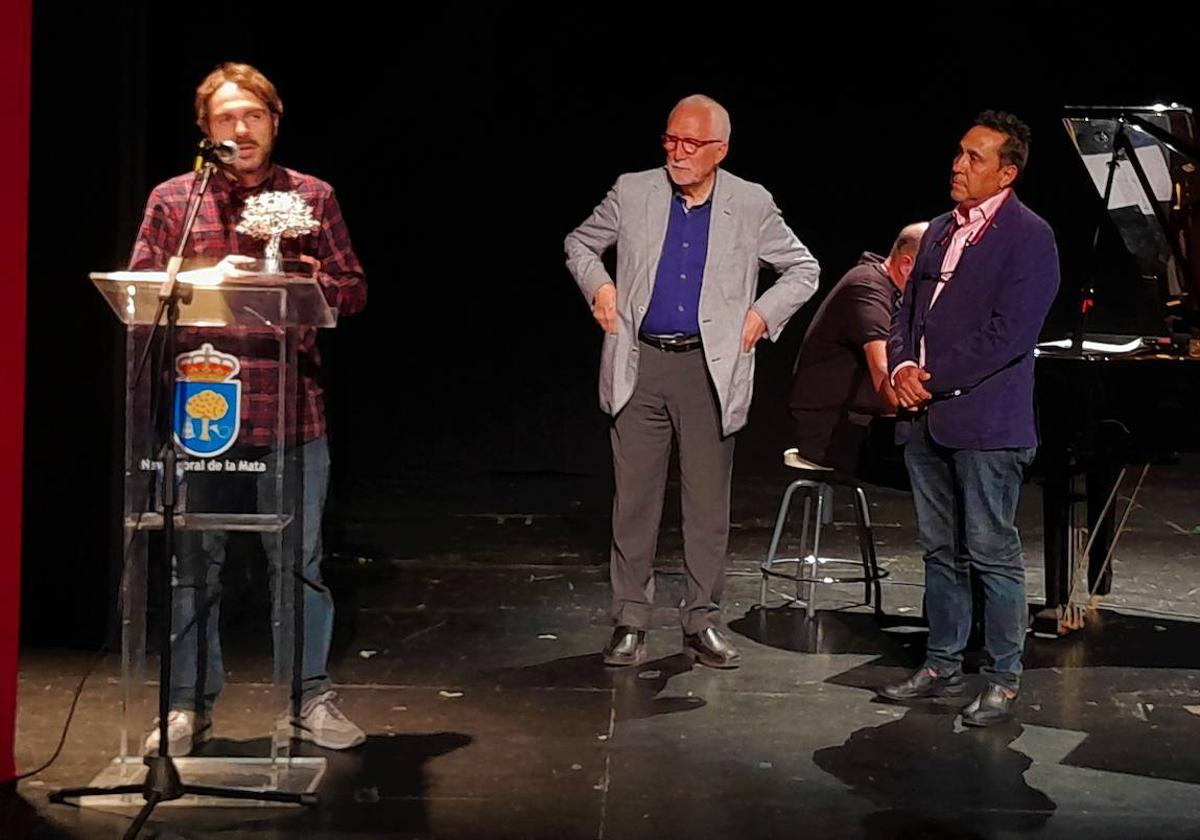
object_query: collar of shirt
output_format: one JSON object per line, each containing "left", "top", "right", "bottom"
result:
{"left": 672, "top": 186, "right": 714, "bottom": 213}
{"left": 212, "top": 163, "right": 283, "bottom": 200}
{"left": 873, "top": 259, "right": 901, "bottom": 290}
{"left": 876, "top": 263, "right": 903, "bottom": 308}
{"left": 953, "top": 186, "right": 1011, "bottom": 230}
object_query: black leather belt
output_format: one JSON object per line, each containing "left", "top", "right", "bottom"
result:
{"left": 639, "top": 332, "right": 703, "bottom": 352}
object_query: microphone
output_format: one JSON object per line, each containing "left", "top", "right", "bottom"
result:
{"left": 196, "top": 138, "right": 239, "bottom": 166}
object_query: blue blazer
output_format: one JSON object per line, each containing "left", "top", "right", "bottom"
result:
{"left": 888, "top": 194, "right": 1060, "bottom": 450}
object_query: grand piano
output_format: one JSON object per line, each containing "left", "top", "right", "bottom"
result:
{"left": 1035, "top": 104, "right": 1200, "bottom": 634}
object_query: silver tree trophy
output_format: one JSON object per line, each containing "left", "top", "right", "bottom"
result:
{"left": 235, "top": 190, "right": 320, "bottom": 273}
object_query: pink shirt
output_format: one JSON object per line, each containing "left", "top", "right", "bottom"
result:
{"left": 930, "top": 187, "right": 1011, "bottom": 309}
{"left": 894, "top": 187, "right": 1012, "bottom": 377}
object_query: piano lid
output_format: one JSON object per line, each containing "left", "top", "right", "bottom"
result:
{"left": 1063, "top": 104, "right": 1200, "bottom": 320}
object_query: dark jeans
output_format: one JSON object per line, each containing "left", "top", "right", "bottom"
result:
{"left": 904, "top": 416, "right": 1034, "bottom": 690}
{"left": 170, "top": 436, "right": 334, "bottom": 715}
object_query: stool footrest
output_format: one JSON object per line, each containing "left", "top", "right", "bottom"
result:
{"left": 758, "top": 474, "right": 888, "bottom": 617}
{"left": 761, "top": 560, "right": 890, "bottom": 587}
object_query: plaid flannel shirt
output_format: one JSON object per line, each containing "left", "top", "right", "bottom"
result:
{"left": 130, "top": 165, "right": 366, "bottom": 445}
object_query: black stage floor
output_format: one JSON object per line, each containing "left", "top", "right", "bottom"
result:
{"left": 9, "top": 457, "right": 1200, "bottom": 838}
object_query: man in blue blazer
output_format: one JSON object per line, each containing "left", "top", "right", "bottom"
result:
{"left": 879, "top": 111, "right": 1060, "bottom": 725}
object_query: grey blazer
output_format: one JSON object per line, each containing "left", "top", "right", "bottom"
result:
{"left": 565, "top": 167, "right": 820, "bottom": 434}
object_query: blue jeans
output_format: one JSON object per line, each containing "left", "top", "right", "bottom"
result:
{"left": 169, "top": 436, "right": 334, "bottom": 714}
{"left": 904, "top": 417, "right": 1034, "bottom": 690}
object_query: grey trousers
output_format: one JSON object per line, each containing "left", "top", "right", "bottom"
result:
{"left": 609, "top": 342, "right": 736, "bottom": 635}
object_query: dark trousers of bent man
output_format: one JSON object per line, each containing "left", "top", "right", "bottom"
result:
{"left": 609, "top": 341, "right": 736, "bottom": 636}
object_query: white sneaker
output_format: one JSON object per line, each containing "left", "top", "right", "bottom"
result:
{"left": 783, "top": 448, "right": 834, "bottom": 471}
{"left": 280, "top": 691, "right": 365, "bottom": 750}
{"left": 142, "top": 709, "right": 212, "bottom": 756}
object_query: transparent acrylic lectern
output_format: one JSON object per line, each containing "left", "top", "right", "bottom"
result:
{"left": 82, "top": 263, "right": 337, "bottom": 808}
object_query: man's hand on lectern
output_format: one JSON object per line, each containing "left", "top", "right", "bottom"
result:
{"left": 217, "top": 254, "right": 255, "bottom": 279}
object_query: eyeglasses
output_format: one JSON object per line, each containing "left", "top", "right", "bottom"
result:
{"left": 661, "top": 133, "right": 724, "bottom": 155}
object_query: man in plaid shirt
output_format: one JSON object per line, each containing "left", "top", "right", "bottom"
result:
{"left": 132, "top": 62, "right": 367, "bottom": 755}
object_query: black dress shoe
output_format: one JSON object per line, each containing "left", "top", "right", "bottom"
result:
{"left": 877, "top": 667, "right": 966, "bottom": 701}
{"left": 602, "top": 626, "right": 646, "bottom": 666}
{"left": 961, "top": 683, "right": 1017, "bottom": 727}
{"left": 683, "top": 627, "right": 741, "bottom": 669}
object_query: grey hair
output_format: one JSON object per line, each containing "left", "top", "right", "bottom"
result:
{"left": 670, "top": 94, "right": 731, "bottom": 142}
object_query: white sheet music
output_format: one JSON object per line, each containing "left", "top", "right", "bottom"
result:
{"left": 1036, "top": 337, "right": 1145, "bottom": 354}
{"left": 1081, "top": 145, "right": 1173, "bottom": 215}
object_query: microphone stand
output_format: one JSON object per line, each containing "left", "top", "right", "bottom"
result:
{"left": 51, "top": 152, "right": 314, "bottom": 838}
{"left": 129, "top": 145, "right": 221, "bottom": 398}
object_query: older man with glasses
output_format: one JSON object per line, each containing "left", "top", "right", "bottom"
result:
{"left": 564, "top": 94, "right": 820, "bottom": 668}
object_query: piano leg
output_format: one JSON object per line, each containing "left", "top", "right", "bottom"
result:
{"left": 1037, "top": 455, "right": 1122, "bottom": 636}
{"left": 1041, "top": 460, "right": 1072, "bottom": 610}
{"left": 1036, "top": 463, "right": 1075, "bottom": 633}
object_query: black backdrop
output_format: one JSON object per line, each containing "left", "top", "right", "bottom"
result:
{"left": 22, "top": 5, "right": 1200, "bottom": 644}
